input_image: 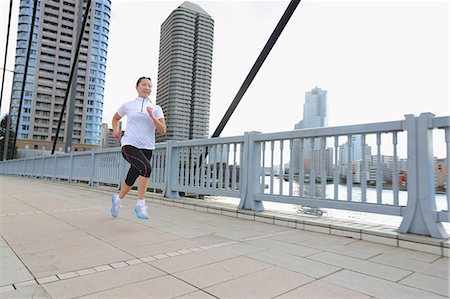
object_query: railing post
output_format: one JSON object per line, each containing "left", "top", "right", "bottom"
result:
{"left": 118, "top": 149, "right": 125, "bottom": 190}
{"left": 41, "top": 156, "right": 45, "bottom": 179}
{"left": 53, "top": 155, "right": 58, "bottom": 181}
{"left": 163, "top": 140, "right": 180, "bottom": 199}
{"left": 89, "top": 151, "right": 97, "bottom": 187}
{"left": 239, "top": 131, "right": 264, "bottom": 211}
{"left": 31, "top": 156, "right": 36, "bottom": 178}
{"left": 399, "top": 113, "right": 447, "bottom": 238}
{"left": 69, "top": 152, "right": 74, "bottom": 183}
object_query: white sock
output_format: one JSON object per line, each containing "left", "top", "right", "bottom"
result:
{"left": 137, "top": 199, "right": 145, "bottom": 206}
{"left": 114, "top": 194, "right": 121, "bottom": 203}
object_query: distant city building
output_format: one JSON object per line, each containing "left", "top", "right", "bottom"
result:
{"left": 100, "top": 122, "right": 121, "bottom": 148}
{"left": 156, "top": 2, "right": 214, "bottom": 143}
{"left": 311, "top": 147, "right": 334, "bottom": 177}
{"left": 9, "top": 0, "right": 111, "bottom": 155}
{"left": 296, "top": 86, "right": 328, "bottom": 130}
{"left": 368, "top": 155, "right": 394, "bottom": 183}
{"left": 434, "top": 158, "right": 446, "bottom": 189}
{"left": 292, "top": 87, "right": 328, "bottom": 174}
{"left": 338, "top": 135, "right": 372, "bottom": 178}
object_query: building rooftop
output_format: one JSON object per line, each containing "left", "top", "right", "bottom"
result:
{"left": 179, "top": 1, "right": 210, "bottom": 16}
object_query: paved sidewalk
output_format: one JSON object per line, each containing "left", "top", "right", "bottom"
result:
{"left": 1, "top": 176, "right": 449, "bottom": 299}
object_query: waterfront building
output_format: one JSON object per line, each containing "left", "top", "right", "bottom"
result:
{"left": 155, "top": 2, "right": 214, "bottom": 142}
{"left": 9, "top": 0, "right": 111, "bottom": 155}
{"left": 292, "top": 87, "right": 328, "bottom": 174}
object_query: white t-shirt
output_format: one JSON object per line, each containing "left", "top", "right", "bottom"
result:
{"left": 117, "top": 97, "right": 164, "bottom": 149}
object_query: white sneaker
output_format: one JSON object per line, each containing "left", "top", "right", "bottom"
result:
{"left": 111, "top": 194, "right": 121, "bottom": 217}
{"left": 134, "top": 205, "right": 148, "bottom": 219}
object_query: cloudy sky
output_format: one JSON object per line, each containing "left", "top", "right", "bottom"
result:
{"left": 0, "top": 0, "right": 448, "bottom": 153}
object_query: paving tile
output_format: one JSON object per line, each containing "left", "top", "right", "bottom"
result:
{"left": 42, "top": 263, "right": 165, "bottom": 298}
{"left": 140, "top": 256, "right": 157, "bottom": 262}
{"left": 296, "top": 236, "right": 380, "bottom": 259}
{"left": 153, "top": 253, "right": 170, "bottom": 259}
{"left": 276, "top": 279, "right": 372, "bottom": 298}
{"left": 248, "top": 249, "right": 340, "bottom": 279}
{"left": 246, "top": 238, "right": 321, "bottom": 257}
{"left": 173, "top": 256, "right": 272, "bottom": 289}
{"left": 369, "top": 253, "right": 449, "bottom": 279}
{"left": 125, "top": 259, "right": 143, "bottom": 265}
{"left": 57, "top": 271, "right": 79, "bottom": 280}
{"left": 76, "top": 268, "right": 96, "bottom": 276}
{"left": 149, "top": 248, "right": 240, "bottom": 273}
{"left": 0, "top": 284, "right": 50, "bottom": 298}
{"left": 12, "top": 229, "right": 133, "bottom": 276}
{"left": 399, "top": 240, "right": 443, "bottom": 255}
{"left": 127, "top": 239, "right": 200, "bottom": 257}
{"left": 323, "top": 269, "right": 446, "bottom": 299}
{"left": 14, "top": 279, "right": 38, "bottom": 288}
{"left": 309, "top": 251, "right": 412, "bottom": 281}
{"left": 0, "top": 284, "right": 14, "bottom": 293}
{"left": 37, "top": 276, "right": 59, "bottom": 284}
{"left": 78, "top": 274, "right": 197, "bottom": 299}
{"left": 176, "top": 290, "right": 217, "bottom": 298}
{"left": 110, "top": 261, "right": 128, "bottom": 269}
{"left": 346, "top": 239, "right": 440, "bottom": 262}
{"left": 94, "top": 265, "right": 113, "bottom": 272}
{"left": 400, "top": 272, "right": 450, "bottom": 297}
{"left": 204, "top": 266, "right": 314, "bottom": 299}
{"left": 0, "top": 245, "right": 15, "bottom": 258}
{"left": 0, "top": 255, "right": 34, "bottom": 286}
{"left": 12, "top": 232, "right": 94, "bottom": 254}
{"left": 166, "top": 251, "right": 181, "bottom": 257}
{"left": 362, "top": 233, "right": 398, "bottom": 246}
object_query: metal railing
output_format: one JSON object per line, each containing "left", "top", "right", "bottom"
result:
{"left": 1, "top": 112, "right": 448, "bottom": 238}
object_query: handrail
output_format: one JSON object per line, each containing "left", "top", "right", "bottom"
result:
{"left": 0, "top": 113, "right": 448, "bottom": 238}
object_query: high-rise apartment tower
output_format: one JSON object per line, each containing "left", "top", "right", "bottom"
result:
{"left": 292, "top": 87, "right": 328, "bottom": 174}
{"left": 295, "top": 86, "right": 328, "bottom": 130}
{"left": 156, "top": 2, "right": 214, "bottom": 142}
{"left": 9, "top": 0, "right": 111, "bottom": 153}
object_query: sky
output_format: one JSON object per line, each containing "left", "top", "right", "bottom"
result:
{"left": 0, "top": 0, "right": 449, "bottom": 151}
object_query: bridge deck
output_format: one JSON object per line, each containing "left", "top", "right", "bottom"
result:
{"left": 1, "top": 176, "right": 448, "bottom": 298}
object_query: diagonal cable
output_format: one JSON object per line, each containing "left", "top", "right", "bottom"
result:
{"left": 52, "top": 0, "right": 92, "bottom": 154}
{"left": 11, "top": 0, "right": 38, "bottom": 158}
{"left": 0, "top": 0, "right": 14, "bottom": 114}
{"left": 211, "top": 0, "right": 301, "bottom": 138}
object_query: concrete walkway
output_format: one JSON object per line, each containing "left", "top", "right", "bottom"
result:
{"left": 1, "top": 176, "right": 449, "bottom": 299}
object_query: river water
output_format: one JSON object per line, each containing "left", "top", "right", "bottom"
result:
{"left": 207, "top": 177, "right": 450, "bottom": 233}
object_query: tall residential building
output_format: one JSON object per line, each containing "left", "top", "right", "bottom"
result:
{"left": 156, "top": 1, "right": 214, "bottom": 143}
{"left": 292, "top": 87, "right": 328, "bottom": 174}
{"left": 9, "top": 0, "right": 111, "bottom": 154}
{"left": 296, "top": 86, "right": 328, "bottom": 130}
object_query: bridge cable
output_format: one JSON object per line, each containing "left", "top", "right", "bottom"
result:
{"left": 0, "top": 0, "right": 14, "bottom": 115}
{"left": 211, "top": 0, "right": 301, "bottom": 138}
{"left": 52, "top": 0, "right": 92, "bottom": 155}
{"left": 10, "top": 0, "right": 38, "bottom": 160}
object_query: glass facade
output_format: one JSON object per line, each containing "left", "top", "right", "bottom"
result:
{"left": 10, "top": 0, "right": 111, "bottom": 152}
